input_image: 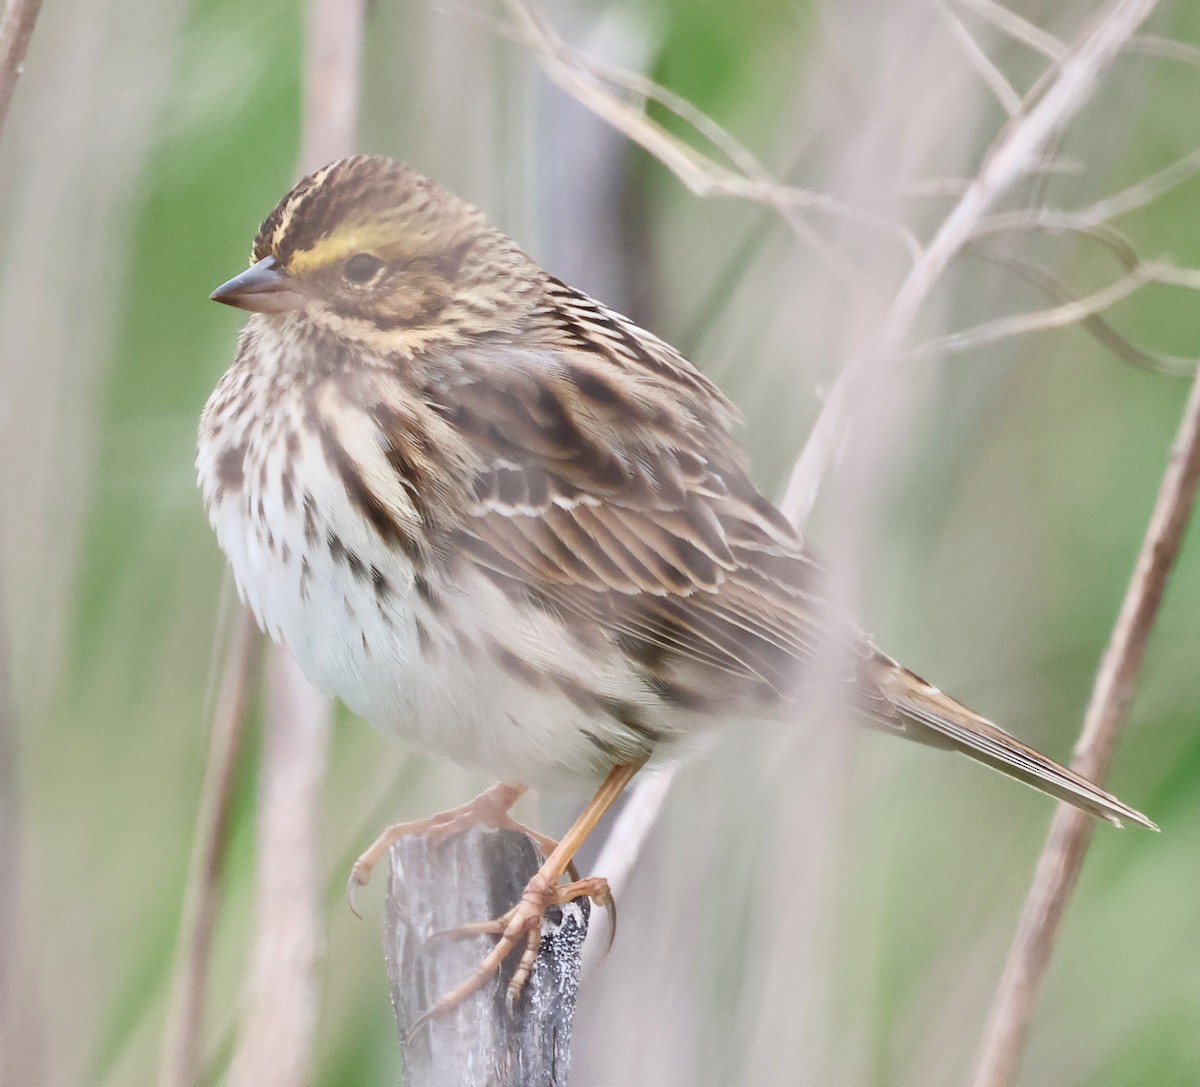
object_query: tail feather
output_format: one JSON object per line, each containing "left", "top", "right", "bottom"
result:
{"left": 872, "top": 656, "right": 1157, "bottom": 831}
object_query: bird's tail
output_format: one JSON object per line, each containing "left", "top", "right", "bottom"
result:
{"left": 870, "top": 653, "right": 1157, "bottom": 830}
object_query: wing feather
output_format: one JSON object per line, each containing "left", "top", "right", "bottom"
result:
{"left": 410, "top": 293, "right": 847, "bottom": 710}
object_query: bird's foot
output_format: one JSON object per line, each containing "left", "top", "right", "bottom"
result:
{"left": 408, "top": 869, "right": 611, "bottom": 1039}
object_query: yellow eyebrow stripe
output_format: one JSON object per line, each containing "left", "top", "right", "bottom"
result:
{"left": 286, "top": 225, "right": 387, "bottom": 274}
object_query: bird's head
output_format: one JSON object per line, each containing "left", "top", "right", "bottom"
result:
{"left": 211, "top": 155, "right": 542, "bottom": 356}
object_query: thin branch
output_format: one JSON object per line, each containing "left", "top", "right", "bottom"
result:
{"left": 940, "top": 2, "right": 1023, "bottom": 116}
{"left": 500, "top": 0, "right": 920, "bottom": 268}
{"left": 1126, "top": 33, "right": 1200, "bottom": 66}
{"left": 951, "top": 0, "right": 1067, "bottom": 61}
{"left": 1066, "top": 146, "right": 1200, "bottom": 225}
{"left": 967, "top": 148, "right": 1200, "bottom": 237}
{"left": 883, "top": 0, "right": 1159, "bottom": 362}
{"left": 158, "top": 604, "right": 260, "bottom": 1087}
{"left": 971, "top": 211, "right": 1140, "bottom": 251}
{"left": 954, "top": 203, "right": 1200, "bottom": 375}
{"left": 580, "top": 57, "right": 794, "bottom": 203}
{"left": 966, "top": 245, "right": 1199, "bottom": 377}
{"left": 301, "top": 0, "right": 365, "bottom": 173}
{"left": 905, "top": 158, "right": 1086, "bottom": 198}
{"left": 781, "top": 0, "right": 1161, "bottom": 526}
{"left": 0, "top": 0, "right": 43, "bottom": 141}
{"left": 971, "top": 357, "right": 1200, "bottom": 1087}
{"left": 913, "top": 259, "right": 1200, "bottom": 358}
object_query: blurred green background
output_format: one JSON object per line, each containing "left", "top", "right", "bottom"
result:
{"left": 1, "top": 0, "right": 1198, "bottom": 1084}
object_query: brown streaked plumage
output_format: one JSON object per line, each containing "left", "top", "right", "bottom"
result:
{"left": 198, "top": 155, "right": 1154, "bottom": 1022}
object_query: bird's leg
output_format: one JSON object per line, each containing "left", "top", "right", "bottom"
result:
{"left": 349, "top": 780, "right": 532, "bottom": 910}
{"left": 409, "top": 759, "right": 645, "bottom": 1036}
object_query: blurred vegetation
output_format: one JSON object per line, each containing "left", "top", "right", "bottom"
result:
{"left": 2, "top": 0, "right": 1198, "bottom": 1085}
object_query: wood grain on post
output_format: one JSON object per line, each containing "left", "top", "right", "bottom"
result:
{"left": 385, "top": 828, "right": 589, "bottom": 1087}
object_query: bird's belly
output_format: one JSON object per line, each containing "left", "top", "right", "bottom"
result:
{"left": 206, "top": 478, "right": 666, "bottom": 787}
{"left": 266, "top": 557, "right": 660, "bottom": 785}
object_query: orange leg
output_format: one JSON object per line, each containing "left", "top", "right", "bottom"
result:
{"left": 409, "top": 759, "right": 645, "bottom": 1037}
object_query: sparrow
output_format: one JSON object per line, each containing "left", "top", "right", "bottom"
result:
{"left": 199, "top": 154, "right": 1153, "bottom": 1022}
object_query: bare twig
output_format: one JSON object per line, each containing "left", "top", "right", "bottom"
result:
{"left": 951, "top": 0, "right": 1067, "bottom": 61}
{"left": 905, "top": 158, "right": 1086, "bottom": 198}
{"left": 781, "top": 0, "right": 1161, "bottom": 527}
{"left": 301, "top": 0, "right": 365, "bottom": 173}
{"left": 1063, "top": 146, "right": 1200, "bottom": 225}
{"left": 500, "top": 0, "right": 920, "bottom": 267}
{"left": 968, "top": 147, "right": 1200, "bottom": 234}
{"left": 1127, "top": 33, "right": 1200, "bottom": 66}
{"left": 885, "top": 0, "right": 1158, "bottom": 346}
{"left": 964, "top": 245, "right": 1199, "bottom": 377}
{"left": 0, "top": 0, "right": 43, "bottom": 141}
{"left": 914, "top": 259, "right": 1200, "bottom": 358}
{"left": 971, "top": 360, "right": 1200, "bottom": 1087}
{"left": 952, "top": 201, "right": 1200, "bottom": 375}
{"left": 940, "top": 2, "right": 1023, "bottom": 116}
{"left": 159, "top": 603, "right": 261, "bottom": 1087}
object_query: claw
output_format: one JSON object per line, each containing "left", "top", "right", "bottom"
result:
{"left": 406, "top": 1006, "right": 437, "bottom": 1045}
{"left": 346, "top": 863, "right": 371, "bottom": 919}
{"left": 599, "top": 886, "right": 617, "bottom": 950}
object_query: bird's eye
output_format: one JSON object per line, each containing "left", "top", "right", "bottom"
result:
{"left": 342, "top": 253, "right": 385, "bottom": 284}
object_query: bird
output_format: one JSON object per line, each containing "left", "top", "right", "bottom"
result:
{"left": 198, "top": 153, "right": 1154, "bottom": 1023}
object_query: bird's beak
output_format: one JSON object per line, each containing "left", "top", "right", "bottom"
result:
{"left": 210, "top": 257, "right": 306, "bottom": 313}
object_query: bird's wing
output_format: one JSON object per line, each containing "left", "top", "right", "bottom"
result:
{"left": 421, "top": 288, "right": 884, "bottom": 714}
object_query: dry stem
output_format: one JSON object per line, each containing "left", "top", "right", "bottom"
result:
{"left": 971, "top": 360, "right": 1200, "bottom": 1087}
{"left": 2, "top": 6, "right": 50, "bottom": 1077}
{"left": 159, "top": 603, "right": 260, "bottom": 1087}
{"left": 225, "top": 2, "right": 364, "bottom": 1084}
{"left": 0, "top": 0, "right": 43, "bottom": 140}
{"left": 228, "top": 649, "right": 332, "bottom": 1087}
{"left": 0, "top": 574, "right": 35, "bottom": 1084}
{"left": 301, "top": 0, "right": 365, "bottom": 174}
{"left": 940, "top": 3, "right": 1023, "bottom": 116}
{"left": 952, "top": 0, "right": 1066, "bottom": 60}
